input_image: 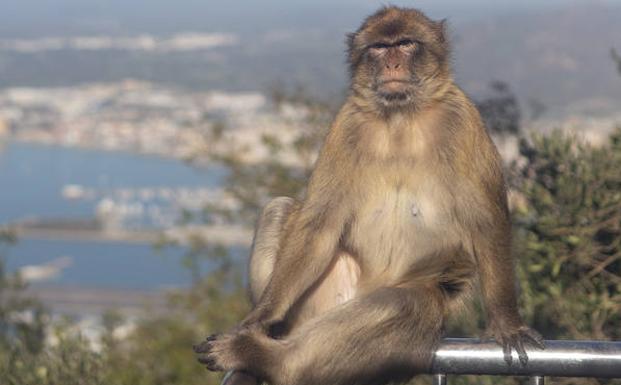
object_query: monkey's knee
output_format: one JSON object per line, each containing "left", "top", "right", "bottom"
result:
{"left": 249, "top": 197, "right": 298, "bottom": 304}
{"left": 261, "top": 197, "right": 296, "bottom": 225}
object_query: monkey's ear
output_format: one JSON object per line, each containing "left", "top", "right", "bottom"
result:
{"left": 346, "top": 32, "right": 357, "bottom": 51}
{"left": 434, "top": 18, "right": 448, "bottom": 44}
{"left": 346, "top": 32, "right": 359, "bottom": 66}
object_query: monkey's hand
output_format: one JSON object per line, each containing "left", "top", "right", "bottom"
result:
{"left": 193, "top": 324, "right": 264, "bottom": 373}
{"left": 484, "top": 321, "right": 544, "bottom": 366}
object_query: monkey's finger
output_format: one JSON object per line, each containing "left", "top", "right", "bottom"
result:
{"left": 193, "top": 341, "right": 212, "bottom": 354}
{"left": 515, "top": 337, "right": 528, "bottom": 366}
{"left": 193, "top": 335, "right": 217, "bottom": 353}
{"left": 197, "top": 355, "right": 223, "bottom": 372}
{"left": 522, "top": 329, "right": 545, "bottom": 349}
{"left": 193, "top": 342, "right": 209, "bottom": 354}
{"left": 502, "top": 340, "right": 513, "bottom": 366}
{"left": 197, "top": 355, "right": 212, "bottom": 365}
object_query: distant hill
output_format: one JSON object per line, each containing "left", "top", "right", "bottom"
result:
{"left": 455, "top": 3, "right": 621, "bottom": 115}
{"left": 0, "top": 2, "right": 619, "bottom": 115}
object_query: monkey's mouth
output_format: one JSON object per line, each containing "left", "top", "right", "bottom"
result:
{"left": 378, "top": 79, "right": 409, "bottom": 91}
{"left": 378, "top": 91, "right": 409, "bottom": 102}
{"left": 376, "top": 82, "right": 411, "bottom": 105}
{"left": 375, "top": 80, "right": 412, "bottom": 104}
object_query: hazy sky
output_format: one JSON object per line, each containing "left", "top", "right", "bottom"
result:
{"left": 1, "top": 0, "right": 620, "bottom": 37}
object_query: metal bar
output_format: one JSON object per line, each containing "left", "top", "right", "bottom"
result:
{"left": 530, "top": 376, "right": 545, "bottom": 385}
{"left": 433, "top": 373, "right": 447, "bottom": 385}
{"left": 431, "top": 339, "right": 621, "bottom": 378}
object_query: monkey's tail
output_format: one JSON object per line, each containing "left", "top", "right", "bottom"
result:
{"left": 437, "top": 259, "right": 475, "bottom": 299}
{"left": 400, "top": 253, "right": 475, "bottom": 301}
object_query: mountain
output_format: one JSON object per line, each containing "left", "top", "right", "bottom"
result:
{"left": 455, "top": 3, "right": 621, "bottom": 115}
{"left": 0, "top": 1, "right": 619, "bottom": 115}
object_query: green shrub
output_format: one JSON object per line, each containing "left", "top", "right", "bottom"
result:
{"left": 513, "top": 129, "right": 621, "bottom": 341}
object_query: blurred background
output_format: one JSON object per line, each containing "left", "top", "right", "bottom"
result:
{"left": 0, "top": 1, "right": 620, "bottom": 384}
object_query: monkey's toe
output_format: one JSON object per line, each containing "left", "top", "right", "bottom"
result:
{"left": 193, "top": 334, "right": 218, "bottom": 354}
{"left": 490, "top": 325, "right": 545, "bottom": 367}
{"left": 197, "top": 355, "right": 224, "bottom": 372}
{"left": 194, "top": 334, "right": 225, "bottom": 371}
{"left": 194, "top": 333, "right": 244, "bottom": 372}
{"left": 520, "top": 327, "right": 545, "bottom": 350}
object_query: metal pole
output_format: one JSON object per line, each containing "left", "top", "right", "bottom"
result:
{"left": 433, "top": 374, "right": 447, "bottom": 385}
{"left": 431, "top": 339, "right": 621, "bottom": 378}
{"left": 530, "top": 376, "right": 545, "bottom": 385}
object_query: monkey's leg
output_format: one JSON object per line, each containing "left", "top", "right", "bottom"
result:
{"left": 248, "top": 197, "right": 298, "bottom": 305}
{"left": 199, "top": 286, "right": 446, "bottom": 385}
{"left": 220, "top": 197, "right": 360, "bottom": 385}
{"left": 220, "top": 197, "right": 297, "bottom": 385}
{"left": 282, "top": 286, "right": 446, "bottom": 385}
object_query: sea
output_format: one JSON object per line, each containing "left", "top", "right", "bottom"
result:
{"left": 0, "top": 140, "right": 239, "bottom": 293}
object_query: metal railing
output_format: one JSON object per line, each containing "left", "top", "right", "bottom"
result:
{"left": 431, "top": 339, "right": 621, "bottom": 385}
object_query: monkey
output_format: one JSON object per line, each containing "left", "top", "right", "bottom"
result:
{"left": 194, "top": 6, "right": 544, "bottom": 385}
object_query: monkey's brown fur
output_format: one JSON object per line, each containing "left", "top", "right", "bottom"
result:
{"left": 194, "top": 7, "right": 543, "bottom": 385}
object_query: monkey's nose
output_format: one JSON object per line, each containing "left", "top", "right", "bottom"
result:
{"left": 385, "top": 63, "right": 401, "bottom": 70}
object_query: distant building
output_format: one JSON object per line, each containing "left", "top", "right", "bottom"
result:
{"left": 0, "top": 118, "right": 8, "bottom": 137}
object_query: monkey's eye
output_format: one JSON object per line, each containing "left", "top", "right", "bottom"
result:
{"left": 369, "top": 42, "right": 391, "bottom": 50}
{"left": 396, "top": 39, "right": 418, "bottom": 51}
{"left": 367, "top": 42, "right": 390, "bottom": 55}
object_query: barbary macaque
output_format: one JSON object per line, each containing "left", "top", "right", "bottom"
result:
{"left": 194, "top": 6, "right": 543, "bottom": 385}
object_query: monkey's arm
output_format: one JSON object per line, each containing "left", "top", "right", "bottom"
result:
{"left": 466, "top": 162, "right": 544, "bottom": 365}
{"left": 470, "top": 213, "right": 543, "bottom": 361}
{"left": 242, "top": 149, "right": 351, "bottom": 328}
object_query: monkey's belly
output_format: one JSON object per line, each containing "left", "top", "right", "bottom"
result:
{"left": 350, "top": 188, "right": 458, "bottom": 281}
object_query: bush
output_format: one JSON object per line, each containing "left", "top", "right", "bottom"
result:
{"left": 0, "top": 228, "right": 105, "bottom": 385}
{"left": 513, "top": 129, "right": 621, "bottom": 341}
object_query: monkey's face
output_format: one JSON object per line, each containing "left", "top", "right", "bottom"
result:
{"left": 348, "top": 7, "right": 450, "bottom": 111}
{"left": 366, "top": 39, "right": 420, "bottom": 105}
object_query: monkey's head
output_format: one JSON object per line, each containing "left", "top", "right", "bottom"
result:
{"left": 348, "top": 7, "right": 451, "bottom": 112}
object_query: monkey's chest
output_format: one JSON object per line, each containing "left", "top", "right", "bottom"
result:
{"left": 349, "top": 185, "right": 457, "bottom": 275}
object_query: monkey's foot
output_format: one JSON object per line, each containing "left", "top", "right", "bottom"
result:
{"left": 194, "top": 333, "right": 243, "bottom": 372}
{"left": 194, "top": 327, "right": 268, "bottom": 373}
{"left": 485, "top": 325, "right": 545, "bottom": 366}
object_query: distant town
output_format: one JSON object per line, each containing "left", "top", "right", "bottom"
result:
{"left": 0, "top": 32, "right": 238, "bottom": 53}
{"left": 0, "top": 81, "right": 318, "bottom": 247}
{"left": 0, "top": 80, "right": 315, "bottom": 165}
{"left": 1, "top": 80, "right": 620, "bottom": 163}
